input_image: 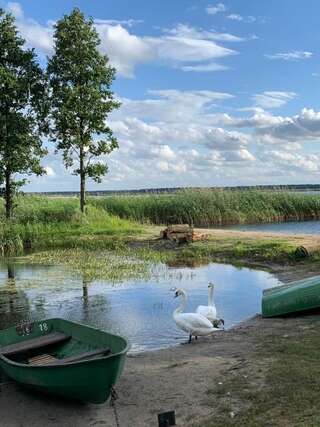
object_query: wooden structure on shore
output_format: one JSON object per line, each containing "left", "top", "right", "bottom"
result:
{"left": 160, "top": 224, "right": 208, "bottom": 243}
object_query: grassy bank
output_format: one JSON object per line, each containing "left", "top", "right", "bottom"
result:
{"left": 196, "top": 314, "right": 320, "bottom": 427}
{"left": 2, "top": 192, "right": 320, "bottom": 267}
{"left": 91, "top": 189, "right": 320, "bottom": 226}
{"left": 0, "top": 195, "right": 144, "bottom": 255}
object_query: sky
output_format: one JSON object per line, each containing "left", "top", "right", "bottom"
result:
{"left": 2, "top": 0, "right": 320, "bottom": 191}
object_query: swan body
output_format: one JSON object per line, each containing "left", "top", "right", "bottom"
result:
{"left": 173, "top": 288, "right": 221, "bottom": 342}
{"left": 196, "top": 283, "right": 217, "bottom": 323}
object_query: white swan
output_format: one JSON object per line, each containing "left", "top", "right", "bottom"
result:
{"left": 196, "top": 283, "right": 224, "bottom": 329}
{"left": 173, "top": 288, "right": 222, "bottom": 343}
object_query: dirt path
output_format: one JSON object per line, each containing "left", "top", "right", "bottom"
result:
{"left": 199, "top": 227, "right": 320, "bottom": 248}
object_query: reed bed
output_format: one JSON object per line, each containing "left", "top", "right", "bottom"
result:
{"left": 90, "top": 189, "right": 320, "bottom": 226}
{"left": 0, "top": 195, "right": 141, "bottom": 255}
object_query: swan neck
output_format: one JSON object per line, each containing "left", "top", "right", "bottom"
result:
{"left": 208, "top": 286, "right": 214, "bottom": 306}
{"left": 174, "top": 292, "right": 187, "bottom": 315}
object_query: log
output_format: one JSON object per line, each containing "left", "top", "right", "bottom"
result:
{"left": 167, "top": 224, "right": 192, "bottom": 233}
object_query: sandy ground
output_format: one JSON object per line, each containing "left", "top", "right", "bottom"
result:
{"left": 0, "top": 320, "right": 263, "bottom": 427}
{"left": 2, "top": 313, "right": 316, "bottom": 427}
{"left": 2, "top": 231, "right": 320, "bottom": 427}
{"left": 199, "top": 227, "right": 320, "bottom": 250}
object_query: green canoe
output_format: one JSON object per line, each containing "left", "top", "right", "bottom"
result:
{"left": 0, "top": 318, "right": 129, "bottom": 403}
{"left": 262, "top": 276, "right": 320, "bottom": 317}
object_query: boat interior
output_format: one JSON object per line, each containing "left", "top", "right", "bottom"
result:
{"left": 0, "top": 332, "right": 111, "bottom": 366}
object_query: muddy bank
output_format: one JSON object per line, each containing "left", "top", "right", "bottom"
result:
{"left": 2, "top": 261, "right": 320, "bottom": 427}
{"left": 0, "top": 318, "right": 263, "bottom": 427}
{"left": 2, "top": 313, "right": 319, "bottom": 427}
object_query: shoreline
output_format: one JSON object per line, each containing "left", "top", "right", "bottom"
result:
{"left": 2, "top": 259, "right": 320, "bottom": 426}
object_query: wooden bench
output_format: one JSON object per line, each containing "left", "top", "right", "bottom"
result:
{"left": 0, "top": 333, "right": 71, "bottom": 357}
{"left": 28, "top": 347, "right": 111, "bottom": 366}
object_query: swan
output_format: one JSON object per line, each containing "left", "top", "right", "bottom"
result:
{"left": 196, "top": 283, "right": 224, "bottom": 327}
{"left": 173, "top": 288, "right": 223, "bottom": 343}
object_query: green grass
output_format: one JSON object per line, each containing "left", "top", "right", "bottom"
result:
{"left": 172, "top": 238, "right": 297, "bottom": 266}
{"left": 20, "top": 247, "right": 171, "bottom": 282}
{"left": 0, "top": 195, "right": 143, "bottom": 255}
{"left": 197, "top": 316, "right": 320, "bottom": 427}
{"left": 91, "top": 189, "right": 320, "bottom": 226}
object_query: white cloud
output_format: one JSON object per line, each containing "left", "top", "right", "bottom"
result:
{"left": 180, "top": 62, "right": 229, "bottom": 72}
{"left": 146, "top": 32, "right": 235, "bottom": 64}
{"left": 165, "top": 24, "right": 245, "bottom": 42}
{"left": 5, "top": 4, "right": 242, "bottom": 77}
{"left": 96, "top": 23, "right": 154, "bottom": 78}
{"left": 252, "top": 91, "right": 297, "bottom": 109}
{"left": 255, "top": 108, "right": 320, "bottom": 142}
{"left": 265, "top": 51, "right": 313, "bottom": 61}
{"left": 7, "top": 2, "right": 23, "bottom": 18}
{"left": 94, "top": 18, "right": 143, "bottom": 27}
{"left": 227, "top": 14, "right": 243, "bottom": 21}
{"left": 6, "top": 3, "right": 54, "bottom": 55}
{"left": 115, "top": 89, "right": 234, "bottom": 123}
{"left": 206, "top": 3, "right": 227, "bottom": 15}
{"left": 201, "top": 128, "right": 251, "bottom": 150}
{"left": 227, "top": 14, "right": 256, "bottom": 23}
{"left": 44, "top": 166, "right": 55, "bottom": 177}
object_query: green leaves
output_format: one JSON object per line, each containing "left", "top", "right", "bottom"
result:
{"left": 0, "top": 8, "right": 48, "bottom": 218}
{"left": 0, "top": 7, "right": 120, "bottom": 217}
{"left": 47, "top": 8, "right": 120, "bottom": 211}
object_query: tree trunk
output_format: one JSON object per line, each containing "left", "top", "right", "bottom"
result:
{"left": 79, "top": 150, "right": 86, "bottom": 213}
{"left": 5, "top": 167, "right": 12, "bottom": 219}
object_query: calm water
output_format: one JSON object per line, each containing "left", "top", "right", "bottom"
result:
{"left": 225, "top": 220, "right": 320, "bottom": 235}
{"left": 0, "top": 262, "right": 280, "bottom": 353}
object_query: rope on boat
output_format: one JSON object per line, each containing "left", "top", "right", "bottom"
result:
{"left": 110, "top": 386, "right": 120, "bottom": 427}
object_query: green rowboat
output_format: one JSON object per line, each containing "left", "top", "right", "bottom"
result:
{"left": 262, "top": 276, "right": 320, "bottom": 317}
{"left": 0, "top": 318, "right": 129, "bottom": 403}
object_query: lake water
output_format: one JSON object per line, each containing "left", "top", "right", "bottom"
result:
{"left": 224, "top": 220, "right": 320, "bottom": 235}
{"left": 0, "top": 262, "right": 280, "bottom": 353}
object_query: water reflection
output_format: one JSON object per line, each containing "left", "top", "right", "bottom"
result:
{"left": 221, "top": 220, "right": 320, "bottom": 235}
{"left": 0, "top": 261, "right": 281, "bottom": 352}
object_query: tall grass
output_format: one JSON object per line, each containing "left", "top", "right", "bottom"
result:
{"left": 0, "top": 195, "right": 141, "bottom": 255}
{"left": 90, "top": 189, "right": 320, "bottom": 226}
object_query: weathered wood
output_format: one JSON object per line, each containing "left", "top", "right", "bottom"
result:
{"left": 161, "top": 224, "right": 207, "bottom": 243}
{"left": 167, "top": 224, "right": 192, "bottom": 233}
{"left": 27, "top": 347, "right": 111, "bottom": 366}
{"left": 50, "top": 347, "right": 111, "bottom": 365}
{"left": 0, "top": 333, "right": 71, "bottom": 357}
{"left": 28, "top": 354, "right": 57, "bottom": 366}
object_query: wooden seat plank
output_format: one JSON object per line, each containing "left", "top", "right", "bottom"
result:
{"left": 49, "top": 347, "right": 111, "bottom": 365}
{"left": 0, "top": 333, "right": 71, "bottom": 357}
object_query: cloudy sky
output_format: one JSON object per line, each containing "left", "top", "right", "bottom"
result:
{"left": 3, "top": 0, "right": 320, "bottom": 191}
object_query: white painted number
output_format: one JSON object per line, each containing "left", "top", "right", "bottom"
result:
{"left": 39, "top": 323, "right": 48, "bottom": 332}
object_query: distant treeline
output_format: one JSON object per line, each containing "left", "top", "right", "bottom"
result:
{"left": 29, "top": 184, "right": 320, "bottom": 197}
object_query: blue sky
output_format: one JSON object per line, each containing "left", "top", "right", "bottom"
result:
{"left": 2, "top": 1, "right": 320, "bottom": 191}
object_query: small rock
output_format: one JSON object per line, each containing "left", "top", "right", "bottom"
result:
{"left": 218, "top": 382, "right": 223, "bottom": 385}
{"left": 230, "top": 411, "right": 235, "bottom": 418}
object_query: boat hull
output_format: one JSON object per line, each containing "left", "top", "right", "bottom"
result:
{"left": 262, "top": 276, "right": 320, "bottom": 317}
{"left": 0, "top": 318, "right": 128, "bottom": 403}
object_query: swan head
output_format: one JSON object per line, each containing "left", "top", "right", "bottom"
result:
{"left": 213, "top": 318, "right": 225, "bottom": 329}
{"left": 173, "top": 288, "right": 186, "bottom": 298}
{"left": 208, "top": 282, "right": 215, "bottom": 289}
